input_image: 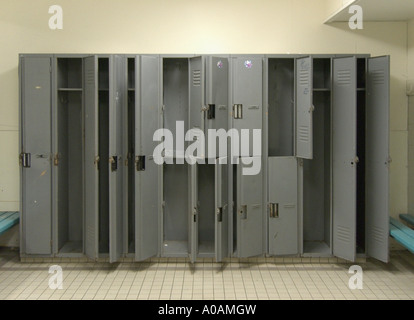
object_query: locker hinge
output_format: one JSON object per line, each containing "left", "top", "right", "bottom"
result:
{"left": 269, "top": 203, "right": 279, "bottom": 218}
{"left": 53, "top": 153, "right": 60, "bottom": 166}
{"left": 109, "top": 156, "right": 118, "bottom": 172}
{"left": 217, "top": 207, "right": 223, "bottom": 222}
{"left": 298, "top": 158, "right": 304, "bottom": 167}
{"left": 94, "top": 156, "right": 100, "bottom": 170}
{"left": 233, "top": 104, "right": 243, "bottom": 119}
{"left": 136, "top": 156, "right": 145, "bottom": 171}
{"left": 161, "top": 105, "right": 165, "bottom": 114}
{"left": 20, "top": 153, "right": 31, "bottom": 168}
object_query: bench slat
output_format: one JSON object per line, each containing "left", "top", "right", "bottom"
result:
{"left": 390, "top": 217, "right": 414, "bottom": 240}
{"left": 0, "top": 212, "right": 20, "bottom": 235}
{"left": 390, "top": 225, "right": 414, "bottom": 254}
{"left": 400, "top": 214, "right": 414, "bottom": 227}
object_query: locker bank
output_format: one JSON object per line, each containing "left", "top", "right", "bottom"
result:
{"left": 18, "top": 54, "right": 390, "bottom": 264}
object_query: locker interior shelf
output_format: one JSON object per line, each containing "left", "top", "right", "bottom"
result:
{"left": 58, "top": 241, "right": 83, "bottom": 254}
{"left": 163, "top": 241, "right": 188, "bottom": 257}
{"left": 303, "top": 241, "right": 331, "bottom": 255}
{"left": 58, "top": 88, "right": 83, "bottom": 92}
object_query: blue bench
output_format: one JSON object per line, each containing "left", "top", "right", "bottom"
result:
{"left": 0, "top": 212, "right": 20, "bottom": 236}
{"left": 390, "top": 217, "right": 414, "bottom": 254}
{"left": 399, "top": 214, "right": 414, "bottom": 227}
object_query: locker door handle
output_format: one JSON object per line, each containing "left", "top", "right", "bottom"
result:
{"left": 20, "top": 153, "right": 31, "bottom": 168}
{"left": 136, "top": 156, "right": 145, "bottom": 171}
{"left": 217, "top": 207, "right": 223, "bottom": 222}
{"left": 269, "top": 203, "right": 279, "bottom": 218}
{"left": 351, "top": 156, "right": 359, "bottom": 166}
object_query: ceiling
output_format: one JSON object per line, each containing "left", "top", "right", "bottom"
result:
{"left": 325, "top": 0, "right": 414, "bottom": 23}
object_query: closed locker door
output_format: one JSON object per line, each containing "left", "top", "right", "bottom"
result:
{"left": 109, "top": 55, "right": 125, "bottom": 263}
{"left": 237, "top": 157, "right": 264, "bottom": 258}
{"left": 232, "top": 57, "right": 263, "bottom": 157}
{"left": 296, "top": 56, "right": 314, "bottom": 159}
{"left": 20, "top": 56, "right": 52, "bottom": 255}
{"left": 366, "top": 56, "right": 390, "bottom": 263}
{"left": 190, "top": 163, "right": 198, "bottom": 263}
{"left": 135, "top": 55, "right": 161, "bottom": 261}
{"left": 332, "top": 57, "right": 357, "bottom": 262}
{"left": 268, "top": 157, "right": 298, "bottom": 256}
{"left": 84, "top": 56, "right": 99, "bottom": 260}
{"left": 215, "top": 157, "right": 228, "bottom": 262}
{"left": 189, "top": 56, "right": 205, "bottom": 130}
{"left": 206, "top": 56, "right": 229, "bottom": 159}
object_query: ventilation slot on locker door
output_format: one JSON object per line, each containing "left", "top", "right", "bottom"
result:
{"left": 336, "top": 225, "right": 351, "bottom": 244}
{"left": 298, "top": 126, "right": 310, "bottom": 143}
{"left": 371, "top": 71, "right": 385, "bottom": 85}
{"left": 337, "top": 70, "right": 351, "bottom": 86}
{"left": 299, "top": 70, "right": 309, "bottom": 86}
{"left": 193, "top": 70, "right": 201, "bottom": 87}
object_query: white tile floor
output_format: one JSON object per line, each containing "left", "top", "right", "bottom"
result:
{"left": 0, "top": 249, "right": 413, "bottom": 300}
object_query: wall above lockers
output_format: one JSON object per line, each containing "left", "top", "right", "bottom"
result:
{"left": 0, "top": 0, "right": 409, "bottom": 223}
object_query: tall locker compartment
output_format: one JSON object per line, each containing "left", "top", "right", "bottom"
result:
{"left": 84, "top": 55, "right": 126, "bottom": 262}
{"left": 189, "top": 57, "right": 230, "bottom": 262}
{"left": 132, "top": 55, "right": 162, "bottom": 262}
{"left": 162, "top": 56, "right": 192, "bottom": 258}
{"left": 231, "top": 56, "right": 264, "bottom": 258}
{"left": 266, "top": 57, "right": 298, "bottom": 256}
{"left": 298, "top": 56, "right": 333, "bottom": 257}
{"left": 20, "top": 55, "right": 53, "bottom": 256}
{"left": 54, "top": 56, "right": 85, "bottom": 256}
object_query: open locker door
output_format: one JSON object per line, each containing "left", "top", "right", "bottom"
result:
{"left": 296, "top": 56, "right": 313, "bottom": 159}
{"left": 84, "top": 55, "right": 99, "bottom": 260}
{"left": 237, "top": 158, "right": 264, "bottom": 258}
{"left": 366, "top": 56, "right": 390, "bottom": 263}
{"left": 332, "top": 57, "right": 357, "bottom": 262}
{"left": 215, "top": 157, "right": 228, "bottom": 262}
{"left": 206, "top": 56, "right": 229, "bottom": 158}
{"left": 20, "top": 56, "right": 53, "bottom": 255}
{"left": 189, "top": 56, "right": 205, "bottom": 130}
{"left": 135, "top": 55, "right": 161, "bottom": 261}
{"left": 268, "top": 157, "right": 298, "bottom": 256}
{"left": 109, "top": 55, "right": 125, "bottom": 263}
{"left": 190, "top": 163, "right": 198, "bottom": 263}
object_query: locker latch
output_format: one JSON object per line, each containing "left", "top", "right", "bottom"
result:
{"left": 54, "top": 153, "right": 60, "bottom": 166}
{"left": 193, "top": 208, "right": 197, "bottom": 222}
{"left": 136, "top": 156, "right": 145, "bottom": 172}
{"left": 239, "top": 205, "right": 247, "bottom": 220}
{"left": 233, "top": 104, "right": 243, "bottom": 119}
{"left": 207, "top": 104, "right": 215, "bottom": 120}
{"left": 217, "top": 207, "right": 223, "bottom": 222}
{"left": 20, "top": 153, "right": 31, "bottom": 168}
{"left": 269, "top": 203, "right": 279, "bottom": 218}
{"left": 110, "top": 156, "right": 118, "bottom": 172}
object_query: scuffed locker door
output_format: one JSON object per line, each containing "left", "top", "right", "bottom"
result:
{"left": 135, "top": 55, "right": 161, "bottom": 261}
{"left": 366, "top": 56, "right": 390, "bottom": 263}
{"left": 332, "top": 56, "right": 357, "bottom": 262}
{"left": 237, "top": 157, "right": 264, "bottom": 258}
{"left": 189, "top": 56, "right": 205, "bottom": 130}
{"left": 215, "top": 157, "right": 228, "bottom": 262}
{"left": 84, "top": 55, "right": 99, "bottom": 260}
{"left": 206, "top": 57, "right": 229, "bottom": 159}
{"left": 296, "top": 56, "right": 313, "bottom": 159}
{"left": 20, "top": 56, "right": 52, "bottom": 255}
{"left": 190, "top": 163, "right": 198, "bottom": 263}
{"left": 232, "top": 57, "right": 263, "bottom": 157}
{"left": 268, "top": 157, "right": 298, "bottom": 256}
{"left": 109, "top": 55, "right": 125, "bottom": 263}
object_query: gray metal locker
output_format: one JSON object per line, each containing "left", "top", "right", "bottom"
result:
{"left": 268, "top": 157, "right": 298, "bottom": 256}
{"left": 296, "top": 56, "right": 314, "bottom": 160}
{"left": 231, "top": 56, "right": 263, "bottom": 157}
{"left": 20, "top": 56, "right": 53, "bottom": 255}
{"left": 236, "top": 157, "right": 264, "bottom": 258}
{"left": 190, "top": 162, "right": 198, "bottom": 263}
{"left": 332, "top": 56, "right": 357, "bottom": 262}
{"left": 366, "top": 56, "right": 390, "bottom": 263}
{"left": 134, "top": 55, "right": 162, "bottom": 261}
